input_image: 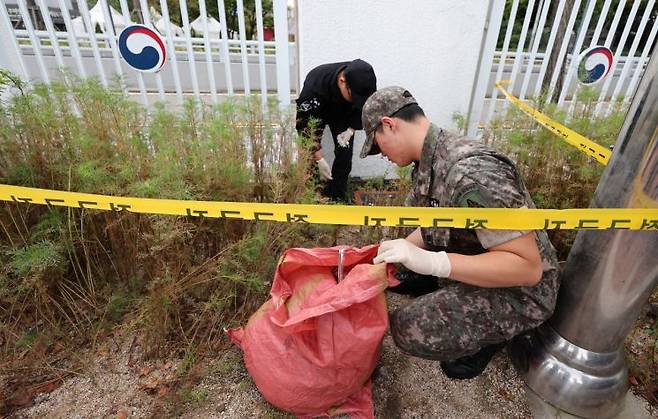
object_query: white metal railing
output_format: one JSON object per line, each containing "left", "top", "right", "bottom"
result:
{"left": 15, "top": 31, "right": 280, "bottom": 57}
{"left": 16, "top": 30, "right": 290, "bottom": 68}
{"left": 0, "top": 0, "right": 294, "bottom": 109}
{"left": 469, "top": 0, "right": 658, "bottom": 136}
{"left": 492, "top": 51, "right": 652, "bottom": 70}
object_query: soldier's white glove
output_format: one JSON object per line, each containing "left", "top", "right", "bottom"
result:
{"left": 336, "top": 128, "right": 355, "bottom": 148}
{"left": 373, "top": 239, "right": 451, "bottom": 278}
{"left": 316, "top": 157, "right": 333, "bottom": 181}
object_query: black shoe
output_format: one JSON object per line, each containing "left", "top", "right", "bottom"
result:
{"left": 508, "top": 330, "right": 538, "bottom": 374}
{"left": 440, "top": 342, "right": 506, "bottom": 380}
{"left": 388, "top": 270, "right": 440, "bottom": 297}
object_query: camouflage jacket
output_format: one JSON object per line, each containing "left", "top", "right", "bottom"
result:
{"left": 406, "top": 124, "right": 561, "bottom": 319}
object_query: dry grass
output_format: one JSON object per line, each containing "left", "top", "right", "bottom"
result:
{"left": 0, "top": 73, "right": 330, "bottom": 414}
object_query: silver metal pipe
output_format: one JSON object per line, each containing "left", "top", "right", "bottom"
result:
{"left": 553, "top": 55, "right": 658, "bottom": 353}
{"left": 512, "top": 51, "right": 658, "bottom": 418}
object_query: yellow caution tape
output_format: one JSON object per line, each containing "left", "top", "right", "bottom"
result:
{"left": 1, "top": 184, "right": 657, "bottom": 230}
{"left": 496, "top": 80, "right": 612, "bottom": 165}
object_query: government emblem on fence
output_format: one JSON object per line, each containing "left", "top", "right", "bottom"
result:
{"left": 118, "top": 25, "right": 167, "bottom": 73}
{"left": 577, "top": 46, "right": 613, "bottom": 85}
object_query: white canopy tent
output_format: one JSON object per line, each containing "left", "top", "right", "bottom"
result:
{"left": 71, "top": 15, "right": 86, "bottom": 35}
{"left": 71, "top": 3, "right": 184, "bottom": 39}
{"left": 154, "top": 16, "right": 184, "bottom": 37}
{"left": 150, "top": 5, "right": 184, "bottom": 37}
{"left": 71, "top": 1, "right": 129, "bottom": 34}
{"left": 190, "top": 14, "right": 222, "bottom": 38}
{"left": 71, "top": 2, "right": 129, "bottom": 34}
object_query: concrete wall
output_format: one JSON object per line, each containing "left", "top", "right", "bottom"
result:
{"left": 297, "top": 0, "right": 490, "bottom": 178}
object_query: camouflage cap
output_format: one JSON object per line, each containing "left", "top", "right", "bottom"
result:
{"left": 359, "top": 86, "right": 418, "bottom": 158}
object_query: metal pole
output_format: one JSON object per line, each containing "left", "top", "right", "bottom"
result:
{"left": 512, "top": 51, "right": 658, "bottom": 418}
{"left": 465, "top": 0, "right": 505, "bottom": 138}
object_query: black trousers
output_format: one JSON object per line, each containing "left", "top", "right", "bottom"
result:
{"left": 323, "top": 119, "right": 354, "bottom": 201}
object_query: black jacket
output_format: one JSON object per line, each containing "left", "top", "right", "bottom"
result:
{"left": 295, "top": 62, "right": 363, "bottom": 149}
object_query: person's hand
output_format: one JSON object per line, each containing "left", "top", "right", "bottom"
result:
{"left": 337, "top": 128, "right": 355, "bottom": 147}
{"left": 316, "top": 157, "right": 333, "bottom": 181}
{"left": 374, "top": 239, "right": 451, "bottom": 278}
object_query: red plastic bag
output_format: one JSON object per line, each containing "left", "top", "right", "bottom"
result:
{"left": 227, "top": 245, "right": 398, "bottom": 418}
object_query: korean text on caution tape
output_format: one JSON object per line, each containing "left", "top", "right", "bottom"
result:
{"left": 2, "top": 184, "right": 657, "bottom": 230}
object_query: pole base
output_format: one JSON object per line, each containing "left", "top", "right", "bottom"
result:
{"left": 510, "top": 324, "right": 628, "bottom": 419}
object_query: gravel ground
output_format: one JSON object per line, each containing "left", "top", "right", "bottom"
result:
{"left": 178, "top": 336, "right": 532, "bottom": 419}
{"left": 17, "top": 293, "right": 537, "bottom": 419}
{"left": 15, "top": 334, "right": 177, "bottom": 418}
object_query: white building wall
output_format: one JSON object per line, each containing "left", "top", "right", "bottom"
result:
{"left": 297, "top": 0, "right": 489, "bottom": 178}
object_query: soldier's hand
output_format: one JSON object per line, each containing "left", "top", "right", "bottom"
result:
{"left": 337, "top": 128, "right": 355, "bottom": 147}
{"left": 316, "top": 157, "right": 333, "bottom": 181}
{"left": 374, "top": 239, "right": 451, "bottom": 278}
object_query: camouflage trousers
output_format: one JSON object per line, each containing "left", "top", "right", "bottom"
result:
{"left": 389, "top": 282, "right": 549, "bottom": 361}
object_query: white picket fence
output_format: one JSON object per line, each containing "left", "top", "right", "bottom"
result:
{"left": 4, "top": 0, "right": 657, "bottom": 129}
{"left": 0, "top": 0, "right": 295, "bottom": 109}
{"left": 468, "top": 0, "right": 658, "bottom": 136}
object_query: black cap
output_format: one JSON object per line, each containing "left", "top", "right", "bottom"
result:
{"left": 343, "top": 59, "right": 377, "bottom": 110}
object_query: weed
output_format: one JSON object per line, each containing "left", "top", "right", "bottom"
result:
{"left": 179, "top": 347, "right": 198, "bottom": 376}
{"left": 178, "top": 386, "right": 209, "bottom": 405}
{"left": 105, "top": 290, "right": 133, "bottom": 323}
{"left": 210, "top": 353, "right": 245, "bottom": 376}
{"left": 264, "top": 407, "right": 296, "bottom": 419}
{"left": 0, "top": 74, "right": 318, "bottom": 412}
{"left": 8, "top": 241, "right": 64, "bottom": 279}
{"left": 15, "top": 329, "right": 39, "bottom": 350}
{"left": 237, "top": 378, "right": 252, "bottom": 392}
{"left": 452, "top": 111, "right": 467, "bottom": 133}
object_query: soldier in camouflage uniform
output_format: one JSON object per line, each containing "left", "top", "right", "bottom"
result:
{"left": 361, "top": 86, "right": 560, "bottom": 379}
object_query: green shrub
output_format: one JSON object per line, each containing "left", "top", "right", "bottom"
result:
{"left": 0, "top": 75, "right": 317, "bottom": 366}
{"left": 484, "top": 86, "right": 625, "bottom": 259}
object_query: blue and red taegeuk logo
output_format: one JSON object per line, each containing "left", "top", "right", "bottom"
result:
{"left": 577, "top": 46, "right": 613, "bottom": 85}
{"left": 118, "top": 25, "right": 166, "bottom": 73}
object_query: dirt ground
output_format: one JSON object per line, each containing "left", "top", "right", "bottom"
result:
{"left": 12, "top": 291, "right": 655, "bottom": 418}
{"left": 15, "top": 327, "right": 528, "bottom": 418}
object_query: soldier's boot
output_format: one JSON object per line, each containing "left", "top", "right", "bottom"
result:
{"left": 388, "top": 269, "right": 440, "bottom": 297}
{"left": 439, "top": 341, "right": 507, "bottom": 380}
